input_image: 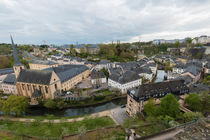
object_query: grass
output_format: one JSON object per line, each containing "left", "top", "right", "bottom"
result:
{"left": 0, "top": 116, "right": 116, "bottom": 139}
{"left": 64, "top": 126, "right": 126, "bottom": 140}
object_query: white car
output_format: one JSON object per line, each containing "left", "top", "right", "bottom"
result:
{"left": 66, "top": 91, "right": 72, "bottom": 95}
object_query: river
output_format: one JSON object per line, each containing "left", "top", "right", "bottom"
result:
{"left": 26, "top": 98, "right": 127, "bottom": 117}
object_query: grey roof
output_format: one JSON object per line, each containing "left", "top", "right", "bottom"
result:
{"left": 184, "top": 65, "right": 202, "bottom": 76}
{"left": 17, "top": 69, "right": 53, "bottom": 85}
{"left": 30, "top": 60, "right": 57, "bottom": 65}
{"left": 116, "top": 62, "right": 138, "bottom": 71}
{"left": 136, "top": 59, "right": 147, "bottom": 66}
{"left": 91, "top": 69, "right": 106, "bottom": 79}
{"left": 45, "top": 64, "right": 89, "bottom": 83}
{"left": 109, "top": 71, "right": 140, "bottom": 84}
{"left": 11, "top": 36, "right": 23, "bottom": 66}
{"left": 0, "top": 68, "right": 14, "bottom": 76}
{"left": 174, "top": 63, "right": 185, "bottom": 69}
{"left": 132, "top": 67, "right": 152, "bottom": 74}
{"left": 2, "top": 74, "right": 16, "bottom": 85}
{"left": 108, "top": 67, "right": 123, "bottom": 75}
{"left": 173, "top": 75, "right": 193, "bottom": 85}
{"left": 144, "top": 62, "right": 156, "bottom": 67}
{"left": 186, "top": 60, "right": 203, "bottom": 68}
{"left": 128, "top": 80, "right": 188, "bottom": 100}
{"left": 99, "top": 60, "right": 110, "bottom": 64}
{"left": 205, "top": 62, "right": 210, "bottom": 69}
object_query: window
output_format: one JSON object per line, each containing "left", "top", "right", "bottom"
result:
{"left": 22, "top": 84, "right": 25, "bottom": 90}
{"left": 33, "top": 85, "right": 36, "bottom": 91}
{"left": 39, "top": 85, "right": 42, "bottom": 90}
{"left": 55, "top": 84, "right": 57, "bottom": 90}
{"left": 27, "top": 85, "right": 30, "bottom": 90}
{"left": 45, "top": 86, "right": 48, "bottom": 93}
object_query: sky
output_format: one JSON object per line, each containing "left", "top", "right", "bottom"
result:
{"left": 0, "top": 0, "right": 210, "bottom": 45}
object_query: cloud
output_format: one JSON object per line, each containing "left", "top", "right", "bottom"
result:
{"left": 0, "top": 0, "right": 210, "bottom": 44}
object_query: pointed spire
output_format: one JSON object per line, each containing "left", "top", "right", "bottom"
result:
{"left": 10, "top": 35, "right": 22, "bottom": 66}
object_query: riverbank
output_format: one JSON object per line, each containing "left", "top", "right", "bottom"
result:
{"left": 0, "top": 109, "right": 112, "bottom": 122}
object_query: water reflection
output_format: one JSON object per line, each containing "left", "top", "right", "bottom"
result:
{"left": 27, "top": 98, "right": 127, "bottom": 117}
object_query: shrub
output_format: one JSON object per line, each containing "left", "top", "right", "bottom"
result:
{"left": 185, "top": 93, "right": 202, "bottom": 111}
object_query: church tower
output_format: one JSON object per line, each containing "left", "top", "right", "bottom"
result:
{"left": 11, "top": 35, "right": 25, "bottom": 78}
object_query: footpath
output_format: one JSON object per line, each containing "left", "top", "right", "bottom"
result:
{"left": 0, "top": 109, "right": 114, "bottom": 123}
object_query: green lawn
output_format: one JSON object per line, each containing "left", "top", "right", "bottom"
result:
{"left": 0, "top": 116, "right": 116, "bottom": 139}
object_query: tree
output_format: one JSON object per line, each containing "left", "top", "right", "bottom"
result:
{"left": 101, "top": 68, "right": 109, "bottom": 78}
{"left": 0, "top": 56, "right": 13, "bottom": 69}
{"left": 199, "top": 91, "right": 210, "bottom": 115}
{"left": 56, "top": 100, "right": 68, "bottom": 109}
{"left": 70, "top": 44, "right": 74, "bottom": 53}
{"left": 70, "top": 44, "right": 76, "bottom": 56}
{"left": 44, "top": 99, "right": 56, "bottom": 109}
{"left": 158, "top": 94, "right": 180, "bottom": 118}
{"left": 185, "top": 93, "right": 202, "bottom": 111}
{"left": 85, "top": 44, "right": 89, "bottom": 54}
{"left": 144, "top": 98, "right": 156, "bottom": 116}
{"left": 174, "top": 41, "right": 180, "bottom": 48}
{"left": 183, "top": 112, "right": 203, "bottom": 122}
{"left": 0, "top": 95, "right": 29, "bottom": 116}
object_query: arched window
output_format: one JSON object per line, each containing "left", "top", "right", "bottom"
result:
{"left": 45, "top": 86, "right": 48, "bottom": 93}
{"left": 55, "top": 84, "right": 57, "bottom": 90}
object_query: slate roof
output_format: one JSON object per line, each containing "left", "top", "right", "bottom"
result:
{"left": 128, "top": 80, "right": 189, "bottom": 101}
{"left": 0, "top": 68, "right": 14, "bottom": 76}
{"left": 173, "top": 75, "right": 193, "bottom": 85}
{"left": 174, "top": 63, "right": 185, "bottom": 69}
{"left": 109, "top": 71, "right": 141, "bottom": 84}
{"left": 132, "top": 67, "right": 152, "bottom": 74}
{"left": 17, "top": 69, "right": 53, "bottom": 85}
{"left": 45, "top": 64, "right": 89, "bottom": 83}
{"left": 108, "top": 67, "right": 123, "bottom": 75}
{"left": 30, "top": 60, "right": 57, "bottom": 65}
{"left": 144, "top": 62, "right": 156, "bottom": 67}
{"left": 2, "top": 74, "right": 16, "bottom": 85}
{"left": 91, "top": 69, "right": 106, "bottom": 79}
{"left": 184, "top": 65, "right": 202, "bottom": 76}
{"left": 99, "top": 60, "right": 110, "bottom": 64}
{"left": 11, "top": 36, "right": 23, "bottom": 66}
{"left": 116, "top": 62, "right": 138, "bottom": 71}
{"left": 205, "top": 62, "right": 210, "bottom": 69}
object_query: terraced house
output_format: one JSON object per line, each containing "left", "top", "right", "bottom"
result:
{"left": 11, "top": 36, "right": 90, "bottom": 100}
{"left": 126, "top": 80, "right": 189, "bottom": 116}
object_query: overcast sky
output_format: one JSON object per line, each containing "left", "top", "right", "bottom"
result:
{"left": 1, "top": 0, "right": 210, "bottom": 45}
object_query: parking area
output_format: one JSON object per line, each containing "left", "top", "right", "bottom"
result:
{"left": 110, "top": 106, "right": 128, "bottom": 125}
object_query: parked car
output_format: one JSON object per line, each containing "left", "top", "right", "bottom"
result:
{"left": 66, "top": 91, "right": 72, "bottom": 95}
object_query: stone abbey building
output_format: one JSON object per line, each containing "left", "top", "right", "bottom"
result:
{"left": 126, "top": 80, "right": 189, "bottom": 116}
{"left": 11, "top": 36, "right": 90, "bottom": 100}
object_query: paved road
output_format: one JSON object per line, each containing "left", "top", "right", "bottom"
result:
{"left": 110, "top": 106, "right": 128, "bottom": 125}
